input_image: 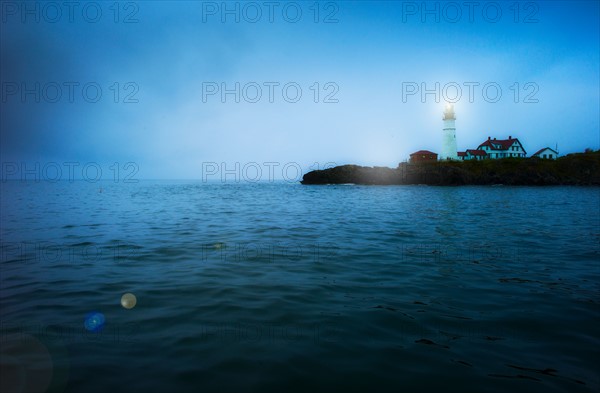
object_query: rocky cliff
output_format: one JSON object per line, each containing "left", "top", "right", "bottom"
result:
{"left": 301, "top": 151, "right": 600, "bottom": 186}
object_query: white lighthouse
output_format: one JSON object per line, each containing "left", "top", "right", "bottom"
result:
{"left": 440, "top": 103, "right": 458, "bottom": 160}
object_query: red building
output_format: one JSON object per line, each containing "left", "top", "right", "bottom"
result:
{"left": 409, "top": 150, "right": 438, "bottom": 163}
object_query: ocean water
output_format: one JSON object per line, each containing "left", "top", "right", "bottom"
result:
{"left": 1, "top": 181, "right": 599, "bottom": 393}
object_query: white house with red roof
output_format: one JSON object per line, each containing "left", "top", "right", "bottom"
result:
{"left": 457, "top": 136, "right": 527, "bottom": 160}
{"left": 476, "top": 136, "right": 527, "bottom": 159}
{"left": 463, "top": 149, "right": 487, "bottom": 160}
{"left": 532, "top": 147, "right": 558, "bottom": 159}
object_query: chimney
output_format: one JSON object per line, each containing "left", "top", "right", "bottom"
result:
{"left": 493, "top": 137, "right": 496, "bottom": 140}
{"left": 509, "top": 136, "right": 512, "bottom": 139}
{"left": 488, "top": 136, "right": 490, "bottom": 140}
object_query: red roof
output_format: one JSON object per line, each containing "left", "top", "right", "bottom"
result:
{"left": 478, "top": 138, "right": 521, "bottom": 150}
{"left": 466, "top": 149, "right": 487, "bottom": 156}
{"left": 410, "top": 150, "right": 437, "bottom": 156}
{"left": 457, "top": 152, "right": 466, "bottom": 157}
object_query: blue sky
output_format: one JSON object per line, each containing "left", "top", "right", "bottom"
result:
{"left": 1, "top": 1, "right": 599, "bottom": 179}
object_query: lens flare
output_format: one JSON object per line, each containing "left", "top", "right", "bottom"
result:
{"left": 83, "top": 312, "right": 105, "bottom": 332}
{"left": 121, "top": 293, "right": 137, "bottom": 309}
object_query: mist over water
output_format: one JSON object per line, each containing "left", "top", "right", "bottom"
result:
{"left": 1, "top": 181, "right": 598, "bottom": 392}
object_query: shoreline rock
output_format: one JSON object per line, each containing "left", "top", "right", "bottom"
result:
{"left": 301, "top": 151, "right": 600, "bottom": 186}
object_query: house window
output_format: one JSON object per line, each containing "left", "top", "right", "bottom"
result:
{"left": 543, "top": 154, "right": 547, "bottom": 159}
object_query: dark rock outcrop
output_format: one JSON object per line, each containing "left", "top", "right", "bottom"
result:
{"left": 301, "top": 151, "right": 600, "bottom": 186}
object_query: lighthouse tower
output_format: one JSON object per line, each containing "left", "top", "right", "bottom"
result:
{"left": 440, "top": 103, "right": 458, "bottom": 160}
